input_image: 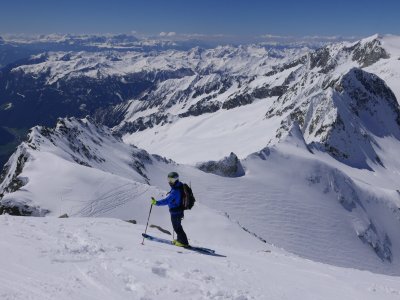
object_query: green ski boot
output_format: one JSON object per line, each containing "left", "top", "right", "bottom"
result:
{"left": 173, "top": 240, "right": 189, "bottom": 248}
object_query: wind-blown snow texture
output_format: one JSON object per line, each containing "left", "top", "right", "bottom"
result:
{"left": 3, "top": 215, "right": 400, "bottom": 300}
{"left": 1, "top": 34, "right": 400, "bottom": 299}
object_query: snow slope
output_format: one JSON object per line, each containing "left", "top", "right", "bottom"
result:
{"left": 117, "top": 37, "right": 400, "bottom": 274}
{"left": 123, "top": 97, "right": 281, "bottom": 163}
{"left": 1, "top": 215, "right": 400, "bottom": 300}
{"left": 2, "top": 35, "right": 400, "bottom": 298}
{"left": 121, "top": 35, "right": 400, "bottom": 168}
{"left": 0, "top": 117, "right": 172, "bottom": 223}
{"left": 145, "top": 123, "right": 400, "bottom": 276}
{"left": 1, "top": 117, "right": 400, "bottom": 277}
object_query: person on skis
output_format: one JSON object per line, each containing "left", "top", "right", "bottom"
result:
{"left": 151, "top": 172, "right": 189, "bottom": 247}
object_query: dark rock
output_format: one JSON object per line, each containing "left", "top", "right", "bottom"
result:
{"left": 222, "top": 93, "right": 253, "bottom": 110}
{"left": 125, "top": 219, "right": 137, "bottom": 224}
{"left": 117, "top": 113, "right": 171, "bottom": 134}
{"left": 0, "top": 200, "right": 49, "bottom": 216}
{"left": 309, "top": 47, "right": 337, "bottom": 73}
{"left": 0, "top": 151, "right": 28, "bottom": 195}
{"left": 93, "top": 102, "right": 130, "bottom": 128}
{"left": 180, "top": 99, "right": 222, "bottom": 117}
{"left": 253, "top": 85, "right": 288, "bottom": 99}
{"left": 196, "top": 152, "right": 245, "bottom": 177}
{"left": 350, "top": 39, "right": 390, "bottom": 67}
{"left": 357, "top": 223, "right": 392, "bottom": 262}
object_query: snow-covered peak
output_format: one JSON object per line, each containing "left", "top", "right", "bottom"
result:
{"left": 337, "top": 68, "right": 400, "bottom": 135}
{"left": 267, "top": 67, "right": 400, "bottom": 169}
{"left": 0, "top": 117, "right": 177, "bottom": 216}
{"left": 2, "top": 34, "right": 400, "bottom": 282}
{"left": 270, "top": 118, "right": 311, "bottom": 151}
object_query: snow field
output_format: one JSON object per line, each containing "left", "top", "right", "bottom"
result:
{"left": 4, "top": 116, "right": 400, "bottom": 276}
{"left": 1, "top": 215, "right": 400, "bottom": 300}
{"left": 123, "top": 97, "right": 282, "bottom": 164}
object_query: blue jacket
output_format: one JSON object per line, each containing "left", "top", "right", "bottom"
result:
{"left": 156, "top": 181, "right": 183, "bottom": 214}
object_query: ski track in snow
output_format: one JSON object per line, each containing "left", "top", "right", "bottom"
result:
{"left": 74, "top": 183, "right": 150, "bottom": 218}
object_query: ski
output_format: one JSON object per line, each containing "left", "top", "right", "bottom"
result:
{"left": 142, "top": 233, "right": 226, "bottom": 257}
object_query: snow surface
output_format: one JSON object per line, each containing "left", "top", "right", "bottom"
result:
{"left": 2, "top": 117, "right": 400, "bottom": 277}
{"left": 145, "top": 125, "right": 400, "bottom": 276}
{"left": 121, "top": 35, "right": 400, "bottom": 164}
{"left": 1, "top": 215, "right": 400, "bottom": 300}
{"left": 2, "top": 35, "right": 400, "bottom": 299}
{"left": 123, "top": 98, "right": 281, "bottom": 164}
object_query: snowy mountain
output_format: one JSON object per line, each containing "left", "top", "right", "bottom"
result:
{"left": 1, "top": 116, "right": 400, "bottom": 277}
{"left": 3, "top": 35, "right": 392, "bottom": 165}
{"left": 0, "top": 117, "right": 172, "bottom": 217}
{"left": 0, "top": 44, "right": 305, "bottom": 129}
{"left": 2, "top": 34, "right": 400, "bottom": 298}
{"left": 1, "top": 34, "right": 397, "bottom": 133}
{"left": 121, "top": 35, "right": 400, "bottom": 166}
{"left": 0, "top": 33, "right": 190, "bottom": 68}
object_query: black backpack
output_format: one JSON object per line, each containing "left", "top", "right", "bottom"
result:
{"left": 180, "top": 183, "right": 196, "bottom": 210}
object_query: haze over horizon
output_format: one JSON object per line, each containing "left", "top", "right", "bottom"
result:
{"left": 1, "top": 0, "right": 399, "bottom": 41}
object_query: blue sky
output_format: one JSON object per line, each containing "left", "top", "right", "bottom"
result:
{"left": 1, "top": 0, "right": 399, "bottom": 38}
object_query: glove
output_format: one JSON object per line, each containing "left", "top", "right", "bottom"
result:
{"left": 151, "top": 197, "right": 157, "bottom": 206}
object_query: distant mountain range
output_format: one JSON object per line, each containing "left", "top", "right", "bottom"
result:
{"left": 1, "top": 34, "right": 400, "bottom": 274}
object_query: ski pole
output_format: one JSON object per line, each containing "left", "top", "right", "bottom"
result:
{"left": 141, "top": 203, "right": 153, "bottom": 245}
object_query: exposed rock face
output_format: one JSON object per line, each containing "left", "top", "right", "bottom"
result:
{"left": 265, "top": 40, "right": 400, "bottom": 170}
{"left": 93, "top": 102, "right": 131, "bottom": 128}
{"left": 196, "top": 152, "right": 245, "bottom": 177}
{"left": 309, "top": 47, "right": 337, "bottom": 74}
{"left": 350, "top": 38, "right": 390, "bottom": 67}
{"left": 0, "top": 146, "right": 29, "bottom": 197}
{"left": 357, "top": 223, "right": 392, "bottom": 262}
{"left": 0, "top": 61, "right": 191, "bottom": 128}
{"left": 0, "top": 145, "right": 49, "bottom": 216}
{"left": 1, "top": 35, "right": 399, "bottom": 173}
{"left": 179, "top": 99, "right": 222, "bottom": 118}
{"left": 306, "top": 68, "right": 400, "bottom": 169}
{"left": 0, "top": 45, "right": 306, "bottom": 136}
{"left": 0, "top": 117, "right": 164, "bottom": 215}
{"left": 116, "top": 113, "right": 175, "bottom": 134}
{"left": 305, "top": 165, "right": 393, "bottom": 263}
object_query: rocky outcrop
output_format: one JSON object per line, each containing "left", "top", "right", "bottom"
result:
{"left": 0, "top": 116, "right": 167, "bottom": 214}
{"left": 196, "top": 152, "right": 245, "bottom": 177}
{"left": 0, "top": 144, "right": 50, "bottom": 216}
{"left": 179, "top": 99, "right": 222, "bottom": 118}
{"left": 117, "top": 113, "right": 175, "bottom": 134}
{"left": 307, "top": 68, "right": 400, "bottom": 169}
{"left": 266, "top": 46, "right": 400, "bottom": 170}
{"left": 350, "top": 38, "right": 390, "bottom": 67}
{"left": 306, "top": 165, "right": 393, "bottom": 262}
{"left": 309, "top": 47, "right": 337, "bottom": 74}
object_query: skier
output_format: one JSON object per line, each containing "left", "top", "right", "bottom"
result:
{"left": 151, "top": 172, "right": 189, "bottom": 247}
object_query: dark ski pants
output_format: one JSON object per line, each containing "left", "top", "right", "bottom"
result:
{"left": 171, "top": 212, "right": 189, "bottom": 245}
